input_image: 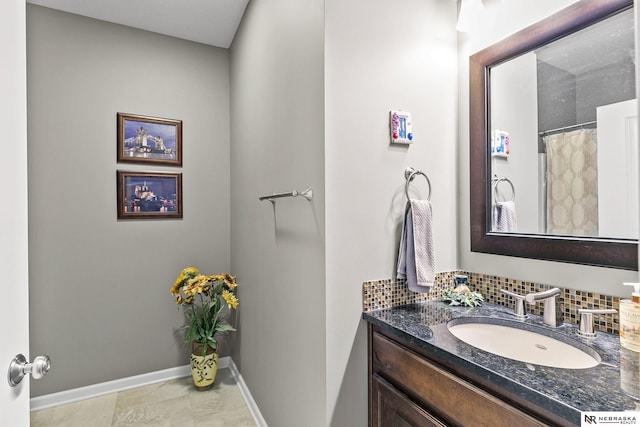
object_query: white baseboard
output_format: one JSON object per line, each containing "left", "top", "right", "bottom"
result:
{"left": 30, "top": 357, "right": 231, "bottom": 412}
{"left": 228, "top": 358, "right": 268, "bottom": 427}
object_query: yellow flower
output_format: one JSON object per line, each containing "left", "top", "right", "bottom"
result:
{"left": 222, "top": 290, "right": 239, "bottom": 309}
{"left": 184, "top": 296, "right": 193, "bottom": 304}
{"left": 223, "top": 274, "right": 237, "bottom": 290}
{"left": 181, "top": 266, "right": 199, "bottom": 276}
{"left": 170, "top": 266, "right": 200, "bottom": 295}
{"left": 170, "top": 279, "right": 181, "bottom": 294}
{"left": 188, "top": 275, "right": 212, "bottom": 295}
{"left": 175, "top": 294, "right": 182, "bottom": 304}
{"left": 199, "top": 276, "right": 216, "bottom": 288}
{"left": 182, "top": 280, "right": 197, "bottom": 296}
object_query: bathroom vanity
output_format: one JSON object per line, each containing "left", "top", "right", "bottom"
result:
{"left": 364, "top": 301, "right": 636, "bottom": 426}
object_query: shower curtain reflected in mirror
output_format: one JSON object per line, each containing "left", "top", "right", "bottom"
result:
{"left": 544, "top": 128, "right": 598, "bottom": 236}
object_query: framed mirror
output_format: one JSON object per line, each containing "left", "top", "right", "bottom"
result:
{"left": 469, "top": 0, "right": 638, "bottom": 270}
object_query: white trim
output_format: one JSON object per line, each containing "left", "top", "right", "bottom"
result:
{"left": 30, "top": 357, "right": 231, "bottom": 412}
{"left": 228, "top": 359, "right": 268, "bottom": 427}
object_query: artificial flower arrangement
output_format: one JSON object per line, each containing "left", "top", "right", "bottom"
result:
{"left": 441, "top": 286, "right": 484, "bottom": 307}
{"left": 441, "top": 274, "right": 484, "bottom": 307}
{"left": 170, "top": 267, "right": 239, "bottom": 356}
{"left": 441, "top": 277, "right": 484, "bottom": 307}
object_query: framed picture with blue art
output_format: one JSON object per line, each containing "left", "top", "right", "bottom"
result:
{"left": 117, "top": 171, "right": 183, "bottom": 219}
{"left": 117, "top": 113, "right": 182, "bottom": 166}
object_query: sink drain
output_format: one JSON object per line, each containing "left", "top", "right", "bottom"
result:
{"left": 535, "top": 344, "right": 547, "bottom": 350}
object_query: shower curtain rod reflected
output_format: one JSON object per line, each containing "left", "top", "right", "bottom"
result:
{"left": 538, "top": 120, "right": 597, "bottom": 137}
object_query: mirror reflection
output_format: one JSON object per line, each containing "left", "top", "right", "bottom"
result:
{"left": 489, "top": 7, "right": 637, "bottom": 239}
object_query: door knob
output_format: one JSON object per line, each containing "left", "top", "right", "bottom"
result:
{"left": 8, "top": 354, "right": 51, "bottom": 387}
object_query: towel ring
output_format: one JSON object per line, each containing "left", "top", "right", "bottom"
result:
{"left": 492, "top": 175, "right": 515, "bottom": 202}
{"left": 404, "top": 167, "right": 431, "bottom": 202}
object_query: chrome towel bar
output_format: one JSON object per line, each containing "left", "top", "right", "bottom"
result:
{"left": 259, "top": 187, "right": 313, "bottom": 203}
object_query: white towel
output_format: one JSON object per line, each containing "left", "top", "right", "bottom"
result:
{"left": 493, "top": 201, "right": 517, "bottom": 232}
{"left": 397, "top": 200, "right": 435, "bottom": 293}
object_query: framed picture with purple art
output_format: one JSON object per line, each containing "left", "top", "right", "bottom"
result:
{"left": 117, "top": 171, "right": 183, "bottom": 219}
{"left": 117, "top": 113, "right": 182, "bottom": 166}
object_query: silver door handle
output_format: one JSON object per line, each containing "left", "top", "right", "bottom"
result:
{"left": 8, "top": 354, "right": 51, "bottom": 386}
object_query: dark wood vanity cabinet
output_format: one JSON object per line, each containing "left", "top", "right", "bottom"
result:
{"left": 372, "top": 374, "right": 446, "bottom": 427}
{"left": 368, "top": 324, "right": 566, "bottom": 427}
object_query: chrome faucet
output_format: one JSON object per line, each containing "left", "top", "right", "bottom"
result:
{"left": 525, "top": 288, "right": 562, "bottom": 327}
{"left": 500, "top": 289, "right": 527, "bottom": 320}
{"left": 577, "top": 308, "right": 617, "bottom": 338}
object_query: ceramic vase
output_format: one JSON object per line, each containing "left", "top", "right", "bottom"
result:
{"left": 190, "top": 342, "right": 218, "bottom": 391}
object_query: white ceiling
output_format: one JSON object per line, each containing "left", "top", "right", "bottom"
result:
{"left": 26, "top": 0, "right": 250, "bottom": 48}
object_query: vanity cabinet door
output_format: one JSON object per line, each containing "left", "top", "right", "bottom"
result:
{"left": 372, "top": 374, "right": 446, "bottom": 427}
{"left": 370, "top": 329, "right": 548, "bottom": 427}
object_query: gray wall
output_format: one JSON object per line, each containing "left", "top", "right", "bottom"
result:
{"left": 538, "top": 60, "right": 635, "bottom": 131}
{"left": 538, "top": 61, "right": 577, "bottom": 131}
{"left": 230, "top": 1, "right": 457, "bottom": 425}
{"left": 575, "top": 61, "right": 636, "bottom": 123}
{"left": 324, "top": 0, "right": 457, "bottom": 425}
{"left": 27, "top": 5, "right": 231, "bottom": 396}
{"left": 229, "top": 0, "right": 327, "bottom": 426}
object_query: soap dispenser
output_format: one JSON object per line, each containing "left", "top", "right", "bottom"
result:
{"left": 620, "top": 282, "right": 640, "bottom": 353}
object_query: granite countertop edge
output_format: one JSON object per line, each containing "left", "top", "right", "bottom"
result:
{"left": 362, "top": 301, "right": 638, "bottom": 425}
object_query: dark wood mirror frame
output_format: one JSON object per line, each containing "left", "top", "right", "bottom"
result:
{"left": 469, "top": 0, "right": 637, "bottom": 270}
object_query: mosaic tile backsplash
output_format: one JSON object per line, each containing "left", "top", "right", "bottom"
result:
{"left": 362, "top": 271, "right": 620, "bottom": 335}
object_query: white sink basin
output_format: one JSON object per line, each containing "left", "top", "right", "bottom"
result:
{"left": 447, "top": 317, "right": 600, "bottom": 369}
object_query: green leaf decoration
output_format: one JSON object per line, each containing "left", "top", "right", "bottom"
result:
{"left": 442, "top": 287, "right": 484, "bottom": 307}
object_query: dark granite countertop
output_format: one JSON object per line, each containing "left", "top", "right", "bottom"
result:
{"left": 363, "top": 301, "right": 640, "bottom": 425}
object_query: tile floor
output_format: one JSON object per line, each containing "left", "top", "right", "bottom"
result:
{"left": 30, "top": 368, "right": 256, "bottom": 427}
